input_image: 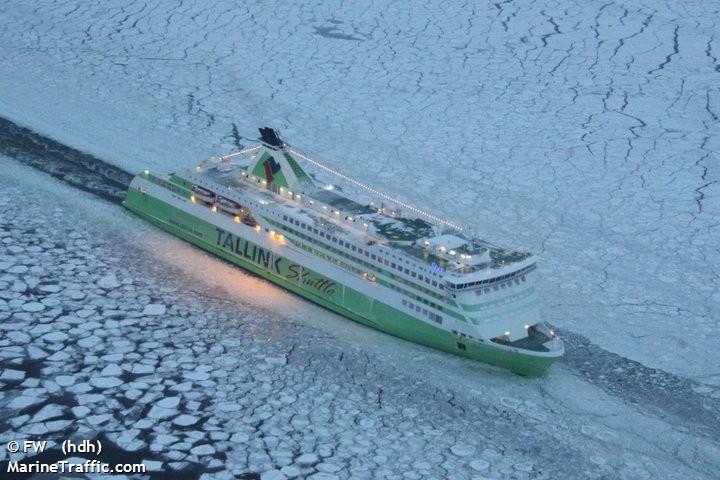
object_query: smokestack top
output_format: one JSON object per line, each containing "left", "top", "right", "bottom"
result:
{"left": 259, "top": 127, "right": 285, "bottom": 149}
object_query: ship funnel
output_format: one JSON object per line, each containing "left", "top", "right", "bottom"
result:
{"left": 248, "top": 127, "right": 315, "bottom": 192}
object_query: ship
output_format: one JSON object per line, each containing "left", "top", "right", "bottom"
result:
{"left": 123, "top": 127, "right": 563, "bottom": 375}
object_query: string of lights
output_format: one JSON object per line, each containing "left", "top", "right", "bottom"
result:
{"left": 219, "top": 145, "right": 262, "bottom": 161}
{"left": 287, "top": 148, "right": 463, "bottom": 231}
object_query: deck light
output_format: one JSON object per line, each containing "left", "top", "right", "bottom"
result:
{"left": 190, "top": 196, "right": 197, "bottom": 204}
{"left": 144, "top": 170, "right": 149, "bottom": 175}
{"left": 449, "top": 250, "right": 456, "bottom": 256}
{"left": 211, "top": 205, "right": 218, "bottom": 213}
{"left": 234, "top": 216, "right": 240, "bottom": 223}
{"left": 524, "top": 325, "right": 530, "bottom": 330}
{"left": 255, "top": 225, "right": 261, "bottom": 232}
{"left": 505, "top": 331, "right": 511, "bottom": 337}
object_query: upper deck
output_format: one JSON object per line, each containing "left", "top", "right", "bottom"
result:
{"left": 178, "top": 133, "right": 534, "bottom": 289}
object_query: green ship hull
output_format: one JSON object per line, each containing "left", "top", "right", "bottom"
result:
{"left": 124, "top": 184, "right": 558, "bottom": 376}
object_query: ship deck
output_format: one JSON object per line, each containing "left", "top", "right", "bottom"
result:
{"left": 186, "top": 156, "right": 532, "bottom": 279}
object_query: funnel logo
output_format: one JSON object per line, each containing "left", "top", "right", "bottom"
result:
{"left": 263, "top": 156, "right": 281, "bottom": 184}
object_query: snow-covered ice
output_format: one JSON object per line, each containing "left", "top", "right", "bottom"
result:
{"left": 142, "top": 304, "right": 167, "bottom": 316}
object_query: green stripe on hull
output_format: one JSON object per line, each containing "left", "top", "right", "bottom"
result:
{"left": 124, "top": 186, "right": 557, "bottom": 376}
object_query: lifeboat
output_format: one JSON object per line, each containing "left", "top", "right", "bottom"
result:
{"left": 241, "top": 213, "right": 258, "bottom": 227}
{"left": 217, "top": 196, "right": 244, "bottom": 215}
{"left": 191, "top": 185, "right": 215, "bottom": 204}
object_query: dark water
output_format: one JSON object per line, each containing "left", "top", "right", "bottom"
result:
{"left": 0, "top": 116, "right": 132, "bottom": 203}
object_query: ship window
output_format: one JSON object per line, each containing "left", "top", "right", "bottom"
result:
{"left": 422, "top": 308, "right": 428, "bottom": 315}
{"left": 432, "top": 281, "right": 437, "bottom": 287}
{"left": 352, "top": 246, "right": 357, "bottom": 252}
{"left": 365, "top": 251, "right": 370, "bottom": 257}
{"left": 283, "top": 215, "right": 287, "bottom": 221}
{"left": 371, "top": 254, "right": 376, "bottom": 260}
{"left": 411, "top": 272, "right": 416, "bottom": 278}
{"left": 391, "top": 263, "right": 396, "bottom": 268}
{"left": 521, "top": 276, "right": 526, "bottom": 282}
{"left": 313, "top": 228, "right": 318, "bottom": 234}
{"left": 457, "top": 342, "right": 466, "bottom": 351}
{"left": 320, "top": 232, "right": 325, "bottom": 238}
{"left": 493, "top": 285, "right": 499, "bottom": 291}
{"left": 384, "top": 259, "right": 390, "bottom": 266}
{"left": 404, "top": 268, "right": 410, "bottom": 274}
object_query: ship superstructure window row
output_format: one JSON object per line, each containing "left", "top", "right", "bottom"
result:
{"left": 474, "top": 276, "right": 527, "bottom": 295}
{"left": 288, "top": 237, "right": 454, "bottom": 319}
{"left": 277, "top": 216, "right": 445, "bottom": 300}
{"left": 280, "top": 214, "right": 441, "bottom": 286}
{"left": 271, "top": 220, "right": 455, "bottom": 314}
{"left": 449, "top": 264, "right": 536, "bottom": 291}
{"left": 401, "top": 299, "right": 443, "bottom": 324}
